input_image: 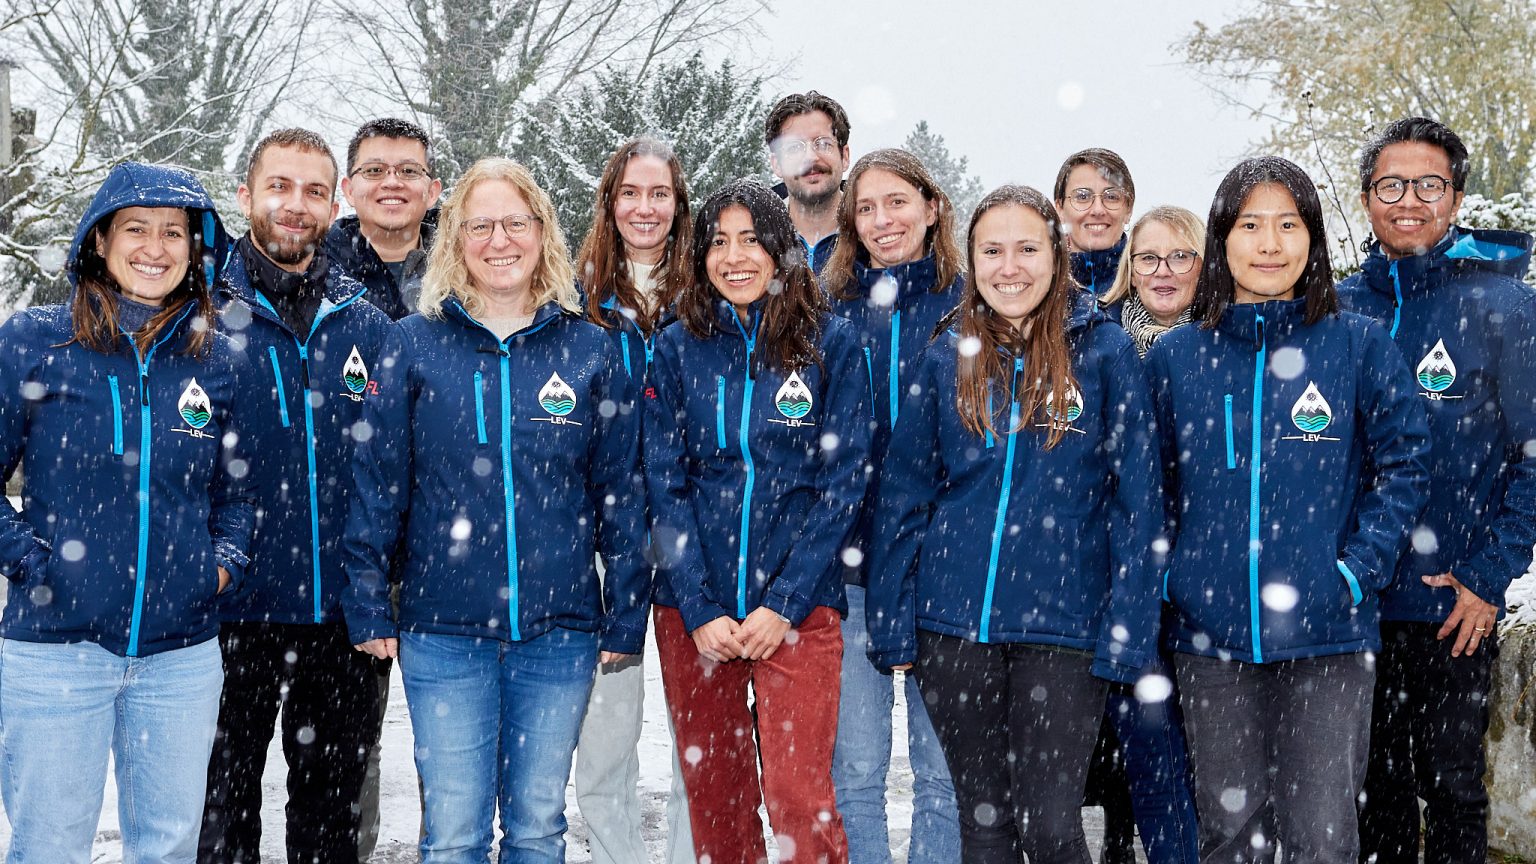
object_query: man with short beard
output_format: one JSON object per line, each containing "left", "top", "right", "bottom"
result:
{"left": 765, "top": 91, "right": 851, "bottom": 274}
{"left": 199, "top": 128, "right": 397, "bottom": 864}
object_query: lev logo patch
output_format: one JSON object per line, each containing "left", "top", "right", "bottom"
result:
{"left": 768, "top": 372, "right": 815, "bottom": 428}
{"left": 1281, "top": 381, "right": 1340, "bottom": 442}
{"left": 340, "top": 346, "right": 371, "bottom": 402}
{"left": 173, "top": 379, "right": 216, "bottom": 440}
{"left": 533, "top": 372, "right": 582, "bottom": 426}
{"left": 1416, "top": 339, "right": 1462, "bottom": 401}
{"left": 1038, "top": 386, "right": 1087, "bottom": 435}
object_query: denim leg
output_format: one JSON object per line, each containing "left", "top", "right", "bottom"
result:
{"left": 399, "top": 631, "right": 500, "bottom": 864}
{"left": 575, "top": 653, "right": 646, "bottom": 864}
{"left": 113, "top": 637, "right": 223, "bottom": 864}
{"left": 663, "top": 722, "right": 695, "bottom": 864}
{"left": 1175, "top": 653, "right": 1277, "bottom": 864}
{"left": 497, "top": 627, "right": 597, "bottom": 864}
{"left": 833, "top": 585, "right": 895, "bottom": 864}
{"left": 1106, "top": 657, "right": 1199, "bottom": 864}
{"left": 0, "top": 639, "right": 118, "bottom": 864}
{"left": 901, "top": 670, "right": 960, "bottom": 864}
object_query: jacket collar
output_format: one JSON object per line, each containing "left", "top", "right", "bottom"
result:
{"left": 852, "top": 252, "right": 939, "bottom": 304}
{"left": 1214, "top": 297, "right": 1309, "bottom": 345}
{"left": 1358, "top": 225, "right": 1534, "bottom": 298}
{"left": 220, "top": 244, "right": 367, "bottom": 310}
{"left": 444, "top": 296, "right": 567, "bottom": 339}
{"left": 1070, "top": 235, "right": 1126, "bottom": 292}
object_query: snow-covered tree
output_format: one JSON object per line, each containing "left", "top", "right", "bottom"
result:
{"left": 334, "top": 0, "right": 767, "bottom": 180}
{"left": 903, "top": 120, "right": 986, "bottom": 227}
{"left": 517, "top": 52, "right": 769, "bottom": 243}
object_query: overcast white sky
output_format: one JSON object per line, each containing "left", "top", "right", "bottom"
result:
{"left": 750, "top": 0, "right": 1262, "bottom": 218}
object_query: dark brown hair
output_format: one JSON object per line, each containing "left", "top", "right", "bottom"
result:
{"left": 823, "top": 148, "right": 964, "bottom": 299}
{"left": 955, "top": 186, "right": 1078, "bottom": 449}
{"left": 576, "top": 137, "right": 693, "bottom": 334}
{"left": 1192, "top": 156, "right": 1338, "bottom": 328}
{"left": 677, "top": 180, "right": 827, "bottom": 372}
{"left": 764, "top": 91, "right": 851, "bottom": 148}
{"left": 246, "top": 127, "right": 338, "bottom": 191}
{"left": 70, "top": 208, "right": 215, "bottom": 357}
{"left": 1052, "top": 147, "right": 1136, "bottom": 210}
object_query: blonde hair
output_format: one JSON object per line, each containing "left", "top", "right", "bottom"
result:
{"left": 419, "top": 158, "right": 577, "bottom": 319}
{"left": 1102, "top": 205, "right": 1206, "bottom": 306}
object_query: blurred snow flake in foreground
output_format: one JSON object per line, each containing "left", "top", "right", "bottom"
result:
{"left": 1260, "top": 583, "right": 1299, "bottom": 613}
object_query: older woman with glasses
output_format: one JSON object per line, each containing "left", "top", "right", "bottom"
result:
{"left": 1103, "top": 206, "right": 1205, "bottom": 358}
{"left": 342, "top": 157, "right": 647, "bottom": 863}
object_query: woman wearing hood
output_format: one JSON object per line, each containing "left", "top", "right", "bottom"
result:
{"left": 0, "top": 161, "right": 253, "bottom": 863}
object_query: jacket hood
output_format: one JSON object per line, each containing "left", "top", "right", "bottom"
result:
{"left": 1359, "top": 226, "right": 1533, "bottom": 297}
{"left": 68, "top": 162, "right": 232, "bottom": 290}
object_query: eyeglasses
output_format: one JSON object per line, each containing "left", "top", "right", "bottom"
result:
{"left": 1132, "top": 250, "right": 1199, "bottom": 276}
{"left": 775, "top": 136, "right": 840, "bottom": 158}
{"left": 350, "top": 161, "right": 432, "bottom": 183}
{"left": 1066, "top": 187, "right": 1128, "bottom": 212}
{"left": 1369, "top": 174, "right": 1453, "bottom": 204}
{"left": 461, "top": 215, "right": 540, "bottom": 241}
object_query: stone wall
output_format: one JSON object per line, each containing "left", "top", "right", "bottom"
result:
{"left": 1489, "top": 620, "right": 1536, "bottom": 858}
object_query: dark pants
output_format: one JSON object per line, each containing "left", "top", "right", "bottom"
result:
{"left": 915, "top": 632, "right": 1107, "bottom": 864}
{"left": 1176, "top": 651, "right": 1373, "bottom": 864}
{"left": 199, "top": 621, "right": 381, "bottom": 864}
{"left": 1359, "top": 621, "right": 1496, "bottom": 864}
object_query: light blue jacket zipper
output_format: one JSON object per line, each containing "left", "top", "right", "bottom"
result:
{"left": 122, "top": 305, "right": 196, "bottom": 657}
{"left": 108, "top": 376, "right": 124, "bottom": 455}
{"left": 888, "top": 310, "right": 902, "bottom": 426}
{"left": 730, "top": 312, "right": 760, "bottom": 619}
{"left": 1248, "top": 315, "right": 1267, "bottom": 663}
{"left": 457, "top": 304, "right": 560, "bottom": 640}
{"left": 979, "top": 357, "right": 1025, "bottom": 643}
{"left": 252, "top": 290, "right": 366, "bottom": 622}
{"left": 1388, "top": 260, "right": 1403, "bottom": 337}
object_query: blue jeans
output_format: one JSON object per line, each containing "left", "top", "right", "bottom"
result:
{"left": 1105, "top": 658, "right": 1200, "bottom": 864}
{"left": 400, "top": 628, "right": 597, "bottom": 864}
{"left": 834, "top": 585, "right": 960, "bottom": 864}
{"left": 0, "top": 637, "right": 223, "bottom": 864}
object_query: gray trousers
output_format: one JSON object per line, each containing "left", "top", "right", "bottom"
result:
{"left": 1175, "top": 651, "right": 1373, "bottom": 864}
{"left": 574, "top": 653, "right": 695, "bottom": 864}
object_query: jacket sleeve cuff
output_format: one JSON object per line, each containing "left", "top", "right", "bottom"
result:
{"left": 345, "top": 616, "right": 397, "bottom": 646}
{"left": 7, "top": 541, "right": 49, "bottom": 588}
{"left": 763, "top": 585, "right": 814, "bottom": 627}
{"left": 1455, "top": 558, "right": 1505, "bottom": 608}
{"left": 867, "top": 646, "right": 915, "bottom": 670}
{"left": 1091, "top": 656, "right": 1142, "bottom": 685}
{"left": 678, "top": 597, "right": 732, "bottom": 634}
{"left": 599, "top": 623, "right": 646, "bottom": 655}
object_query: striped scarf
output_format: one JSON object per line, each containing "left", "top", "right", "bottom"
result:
{"left": 1121, "top": 292, "right": 1192, "bottom": 357}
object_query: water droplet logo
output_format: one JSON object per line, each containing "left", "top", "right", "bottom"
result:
{"left": 342, "top": 346, "right": 369, "bottom": 394}
{"left": 775, "top": 372, "right": 813, "bottom": 419}
{"left": 1416, "top": 339, "right": 1456, "bottom": 393}
{"left": 538, "top": 372, "right": 576, "bottom": 417}
{"left": 1290, "top": 382, "right": 1333, "bottom": 433}
{"left": 1046, "top": 387, "right": 1083, "bottom": 423}
{"left": 178, "top": 379, "right": 212, "bottom": 429}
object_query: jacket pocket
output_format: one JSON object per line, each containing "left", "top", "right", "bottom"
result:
{"left": 107, "top": 375, "right": 124, "bottom": 455}
{"left": 716, "top": 375, "right": 728, "bottom": 449}
{"left": 1223, "top": 394, "right": 1235, "bottom": 470}
{"left": 474, "top": 371, "right": 488, "bottom": 445}
{"left": 267, "top": 347, "right": 291, "bottom": 428}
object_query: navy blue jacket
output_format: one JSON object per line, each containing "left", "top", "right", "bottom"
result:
{"left": 218, "top": 248, "right": 396, "bottom": 625}
{"left": 1145, "top": 299, "right": 1431, "bottom": 662}
{"left": 800, "top": 233, "right": 838, "bottom": 275}
{"left": 828, "top": 254, "right": 963, "bottom": 586}
{"left": 1071, "top": 235, "right": 1126, "bottom": 322}
{"left": 0, "top": 163, "right": 254, "bottom": 657}
{"left": 865, "top": 306, "right": 1164, "bottom": 683}
{"left": 644, "top": 304, "right": 873, "bottom": 631}
{"left": 1337, "top": 227, "right": 1536, "bottom": 621}
{"left": 342, "top": 301, "right": 649, "bottom": 653}
{"left": 323, "top": 211, "right": 438, "bottom": 321}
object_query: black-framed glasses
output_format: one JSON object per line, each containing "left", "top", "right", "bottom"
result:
{"left": 461, "top": 214, "right": 540, "bottom": 241}
{"left": 350, "top": 161, "right": 432, "bottom": 183}
{"left": 1066, "top": 187, "right": 1128, "bottom": 212}
{"left": 1132, "top": 249, "right": 1199, "bottom": 276}
{"left": 775, "top": 136, "right": 840, "bottom": 158}
{"left": 1369, "top": 174, "right": 1453, "bottom": 204}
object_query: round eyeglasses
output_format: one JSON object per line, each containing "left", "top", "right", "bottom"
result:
{"left": 1066, "top": 187, "right": 1128, "bottom": 212}
{"left": 1369, "top": 174, "right": 1453, "bottom": 205}
{"left": 1132, "top": 250, "right": 1199, "bottom": 276}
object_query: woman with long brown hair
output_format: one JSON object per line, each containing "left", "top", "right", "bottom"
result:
{"left": 644, "top": 179, "right": 872, "bottom": 864}
{"left": 572, "top": 135, "right": 695, "bottom": 864}
{"left": 865, "top": 185, "right": 1163, "bottom": 863}
{"left": 0, "top": 162, "right": 251, "bottom": 862}
{"left": 822, "top": 147, "right": 963, "bottom": 864}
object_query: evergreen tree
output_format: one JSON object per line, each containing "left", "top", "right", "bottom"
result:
{"left": 903, "top": 120, "right": 986, "bottom": 229}
{"left": 518, "top": 52, "right": 769, "bottom": 243}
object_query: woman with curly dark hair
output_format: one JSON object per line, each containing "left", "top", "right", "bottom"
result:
{"left": 644, "top": 179, "right": 872, "bottom": 864}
